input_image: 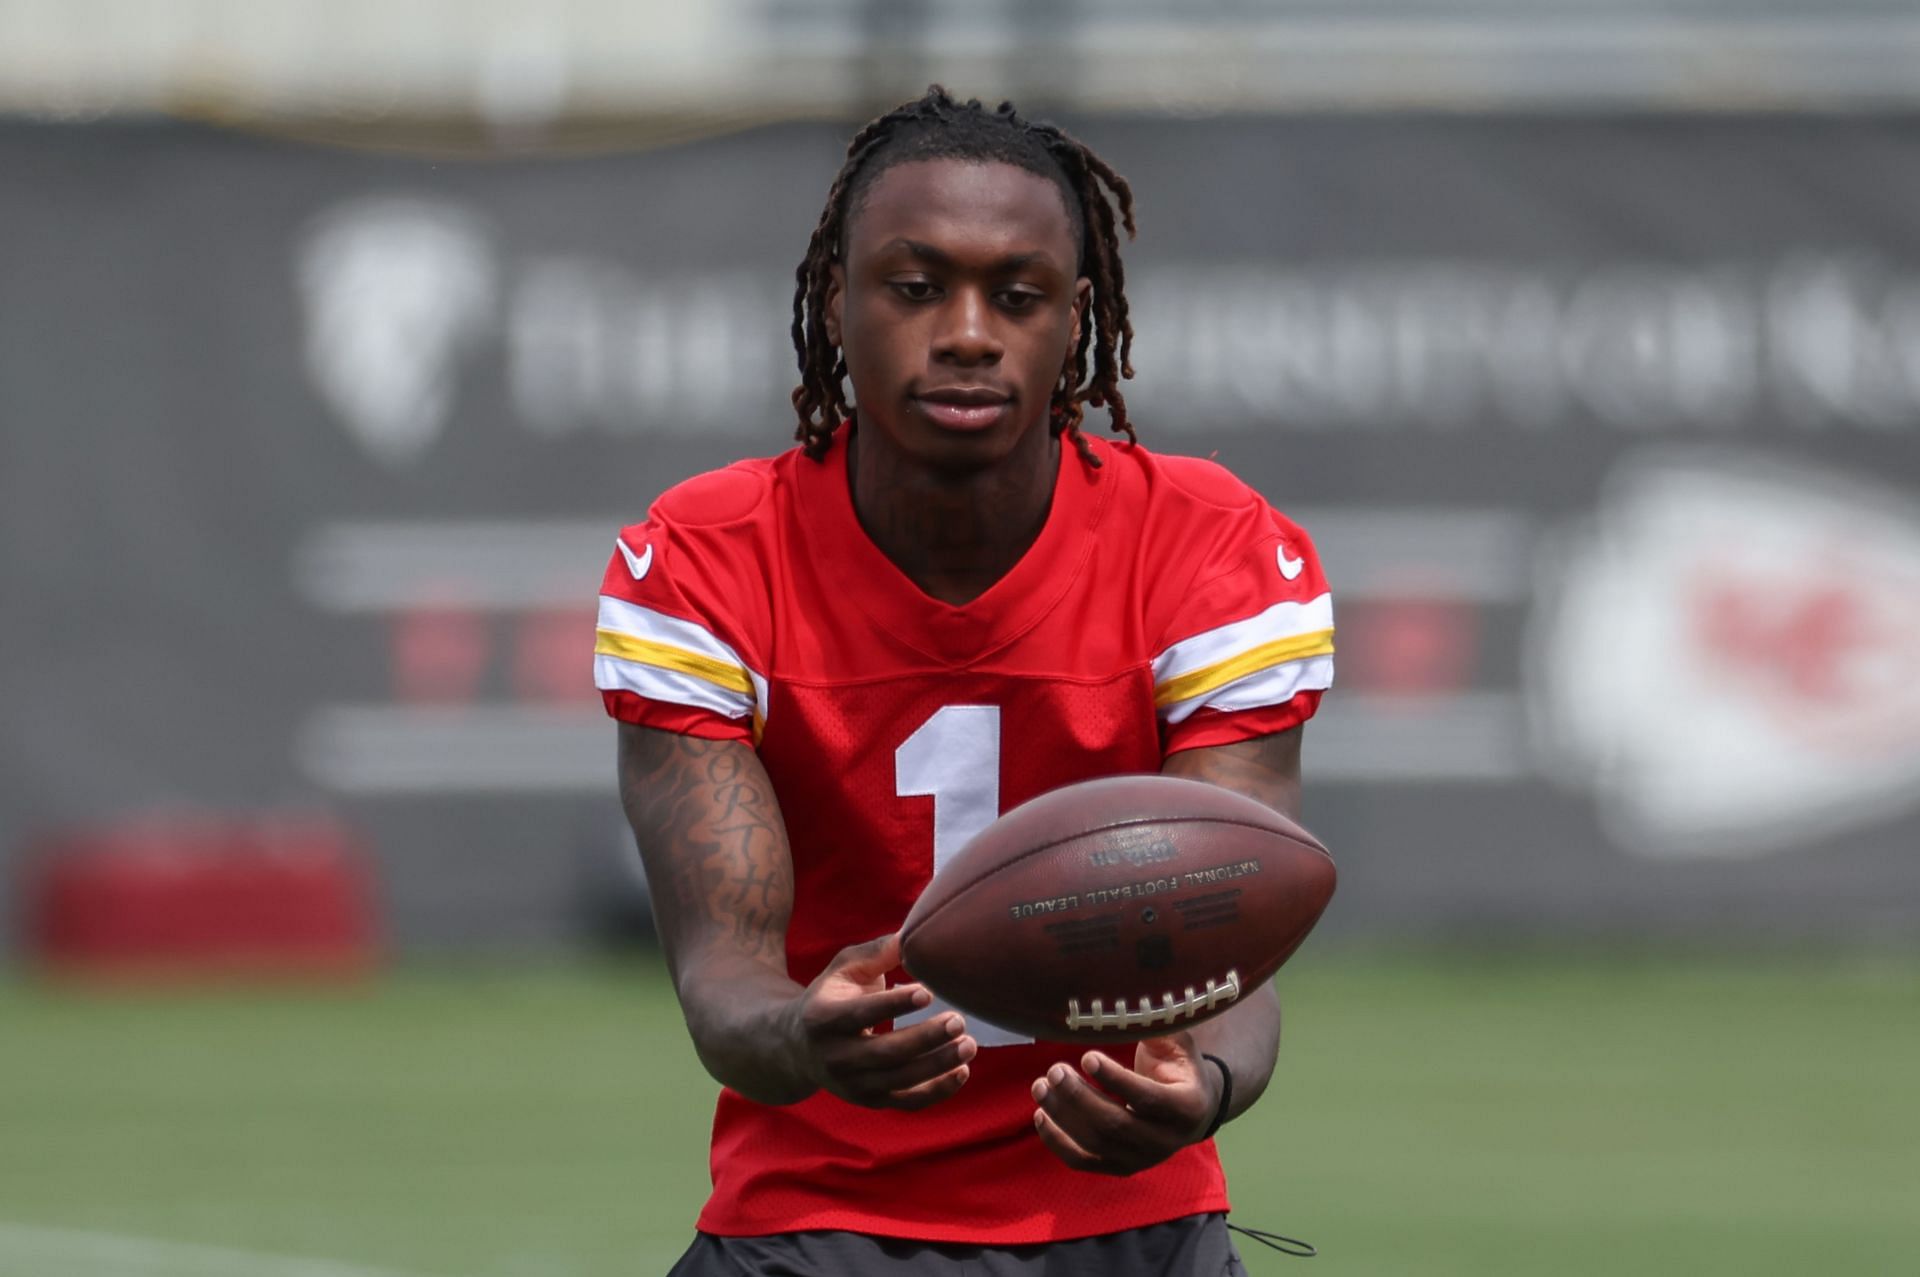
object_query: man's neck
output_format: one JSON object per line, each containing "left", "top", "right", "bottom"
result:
{"left": 847, "top": 428, "right": 1060, "bottom": 607}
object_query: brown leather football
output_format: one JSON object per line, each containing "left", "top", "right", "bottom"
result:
{"left": 900, "top": 774, "right": 1336, "bottom": 1044}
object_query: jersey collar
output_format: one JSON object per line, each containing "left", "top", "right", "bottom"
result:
{"left": 799, "top": 426, "right": 1113, "bottom": 664}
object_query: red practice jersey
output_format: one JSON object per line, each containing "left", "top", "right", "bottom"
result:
{"left": 594, "top": 430, "right": 1334, "bottom": 1244}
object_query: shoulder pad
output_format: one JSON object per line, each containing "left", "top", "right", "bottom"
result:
{"left": 650, "top": 459, "right": 776, "bottom": 528}
{"left": 1152, "top": 452, "right": 1264, "bottom": 513}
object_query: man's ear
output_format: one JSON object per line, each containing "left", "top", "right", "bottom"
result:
{"left": 825, "top": 262, "right": 846, "bottom": 347}
{"left": 1069, "top": 276, "right": 1092, "bottom": 350}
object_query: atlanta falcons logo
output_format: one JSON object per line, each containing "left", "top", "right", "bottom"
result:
{"left": 296, "top": 197, "right": 497, "bottom": 468}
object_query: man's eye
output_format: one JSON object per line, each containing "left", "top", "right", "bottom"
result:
{"left": 892, "top": 280, "right": 938, "bottom": 301}
{"left": 998, "top": 289, "right": 1042, "bottom": 311}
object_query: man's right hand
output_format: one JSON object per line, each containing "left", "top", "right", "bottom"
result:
{"left": 618, "top": 728, "right": 971, "bottom": 1107}
{"left": 792, "top": 934, "right": 978, "bottom": 1110}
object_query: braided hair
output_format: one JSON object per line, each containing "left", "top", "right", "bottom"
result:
{"left": 791, "top": 86, "right": 1138, "bottom": 467}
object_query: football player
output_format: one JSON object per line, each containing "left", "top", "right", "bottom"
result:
{"left": 597, "top": 87, "right": 1334, "bottom": 1274}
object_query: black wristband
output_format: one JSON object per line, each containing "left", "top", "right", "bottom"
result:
{"left": 1200, "top": 1053, "right": 1234, "bottom": 1140}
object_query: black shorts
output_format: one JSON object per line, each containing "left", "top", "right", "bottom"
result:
{"left": 665, "top": 1212, "right": 1245, "bottom": 1276}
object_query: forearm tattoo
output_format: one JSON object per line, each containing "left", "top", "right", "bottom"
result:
{"left": 618, "top": 727, "right": 793, "bottom": 965}
{"left": 1163, "top": 728, "right": 1304, "bottom": 820}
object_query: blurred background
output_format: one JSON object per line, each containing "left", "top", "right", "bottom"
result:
{"left": 3, "top": 2, "right": 1917, "bottom": 1274}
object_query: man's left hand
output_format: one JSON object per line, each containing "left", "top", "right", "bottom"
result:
{"left": 1029, "top": 1031, "right": 1223, "bottom": 1175}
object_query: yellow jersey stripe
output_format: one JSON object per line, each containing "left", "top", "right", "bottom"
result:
{"left": 1153, "top": 628, "right": 1336, "bottom": 709}
{"left": 594, "top": 629, "right": 755, "bottom": 696}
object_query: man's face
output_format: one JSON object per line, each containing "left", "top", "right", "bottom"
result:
{"left": 827, "top": 159, "right": 1090, "bottom": 474}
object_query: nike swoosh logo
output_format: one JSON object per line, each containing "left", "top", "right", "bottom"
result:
{"left": 1277, "top": 543, "right": 1305, "bottom": 581}
{"left": 616, "top": 538, "right": 654, "bottom": 581}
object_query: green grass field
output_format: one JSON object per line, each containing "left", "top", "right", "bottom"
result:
{"left": 3, "top": 953, "right": 1915, "bottom": 1276}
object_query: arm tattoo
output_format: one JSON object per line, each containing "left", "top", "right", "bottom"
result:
{"left": 618, "top": 725, "right": 794, "bottom": 967}
{"left": 1162, "top": 727, "right": 1304, "bottom": 820}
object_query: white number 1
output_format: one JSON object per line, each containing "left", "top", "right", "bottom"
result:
{"left": 894, "top": 705, "right": 1030, "bottom": 1047}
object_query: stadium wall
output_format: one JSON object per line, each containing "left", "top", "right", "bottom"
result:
{"left": 2, "top": 114, "right": 1917, "bottom": 953}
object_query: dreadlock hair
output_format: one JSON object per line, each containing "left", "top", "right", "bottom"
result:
{"left": 791, "top": 85, "right": 1138, "bottom": 467}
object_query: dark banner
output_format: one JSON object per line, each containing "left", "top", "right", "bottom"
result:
{"left": 4, "top": 115, "right": 1917, "bottom": 950}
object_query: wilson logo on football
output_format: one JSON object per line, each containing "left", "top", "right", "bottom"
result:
{"left": 1529, "top": 451, "right": 1920, "bottom": 858}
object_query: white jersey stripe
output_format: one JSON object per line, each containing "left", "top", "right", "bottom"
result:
{"left": 1161, "top": 654, "right": 1336, "bottom": 725}
{"left": 598, "top": 596, "right": 758, "bottom": 673}
{"left": 596, "top": 595, "right": 770, "bottom": 728}
{"left": 1151, "top": 594, "right": 1335, "bottom": 685}
{"left": 595, "top": 654, "right": 756, "bottom": 722}
{"left": 747, "top": 669, "right": 770, "bottom": 728}
{"left": 1154, "top": 628, "right": 1334, "bottom": 709}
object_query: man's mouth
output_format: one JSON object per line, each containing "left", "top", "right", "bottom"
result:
{"left": 915, "top": 388, "right": 1012, "bottom": 432}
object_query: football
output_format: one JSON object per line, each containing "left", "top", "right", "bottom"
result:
{"left": 900, "top": 774, "right": 1336, "bottom": 1043}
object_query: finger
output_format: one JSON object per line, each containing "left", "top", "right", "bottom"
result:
{"left": 1031, "top": 1062, "right": 1159, "bottom": 1164}
{"left": 860, "top": 1022, "right": 974, "bottom": 1076}
{"left": 811, "top": 983, "right": 930, "bottom": 1035}
{"left": 1130, "top": 1030, "right": 1203, "bottom": 1085}
{"left": 828, "top": 932, "right": 902, "bottom": 980}
{"left": 885, "top": 1063, "right": 971, "bottom": 1111}
{"left": 1082, "top": 1050, "right": 1191, "bottom": 1123}
{"left": 846, "top": 1015, "right": 972, "bottom": 1070}
{"left": 1032, "top": 1107, "right": 1109, "bottom": 1174}
{"left": 833, "top": 1036, "right": 967, "bottom": 1106}
{"left": 825, "top": 1025, "right": 976, "bottom": 1099}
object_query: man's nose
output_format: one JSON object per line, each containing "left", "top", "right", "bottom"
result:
{"left": 933, "top": 289, "right": 1003, "bottom": 365}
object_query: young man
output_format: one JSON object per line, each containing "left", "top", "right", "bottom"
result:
{"left": 596, "top": 88, "right": 1334, "bottom": 1274}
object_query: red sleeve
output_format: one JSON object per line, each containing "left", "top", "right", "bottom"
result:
{"left": 592, "top": 466, "right": 774, "bottom": 743}
{"left": 1142, "top": 456, "right": 1335, "bottom": 755}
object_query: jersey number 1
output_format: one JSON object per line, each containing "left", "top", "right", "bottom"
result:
{"left": 894, "top": 705, "right": 1030, "bottom": 1047}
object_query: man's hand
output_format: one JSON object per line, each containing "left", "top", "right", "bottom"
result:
{"left": 1028, "top": 1030, "right": 1223, "bottom": 1175}
{"left": 1031, "top": 727, "right": 1307, "bottom": 1172}
{"left": 793, "top": 934, "right": 978, "bottom": 1110}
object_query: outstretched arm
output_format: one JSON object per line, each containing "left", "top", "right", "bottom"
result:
{"left": 618, "top": 723, "right": 975, "bottom": 1108}
{"left": 1030, "top": 727, "right": 1301, "bottom": 1173}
